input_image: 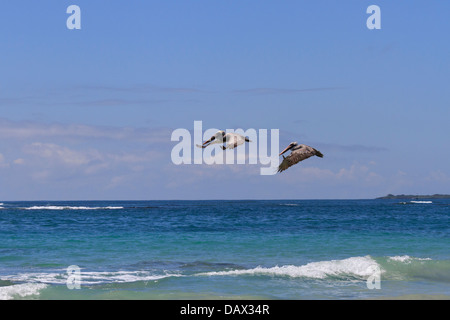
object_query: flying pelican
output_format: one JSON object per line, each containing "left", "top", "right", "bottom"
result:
{"left": 196, "top": 130, "right": 251, "bottom": 150}
{"left": 278, "top": 142, "right": 323, "bottom": 173}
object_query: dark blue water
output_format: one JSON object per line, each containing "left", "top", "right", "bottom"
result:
{"left": 0, "top": 199, "right": 449, "bottom": 299}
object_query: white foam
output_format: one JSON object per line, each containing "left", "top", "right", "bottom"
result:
{"left": 410, "top": 201, "right": 432, "bottom": 204}
{"left": 76, "top": 271, "right": 181, "bottom": 284}
{"left": 2, "top": 272, "right": 67, "bottom": 285}
{"left": 2, "top": 270, "right": 181, "bottom": 286}
{"left": 199, "top": 256, "right": 380, "bottom": 279}
{"left": 25, "top": 206, "right": 124, "bottom": 210}
{"left": 0, "top": 283, "right": 47, "bottom": 300}
{"left": 388, "top": 255, "right": 432, "bottom": 263}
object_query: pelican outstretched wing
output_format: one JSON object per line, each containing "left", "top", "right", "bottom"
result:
{"left": 278, "top": 145, "right": 323, "bottom": 173}
{"left": 224, "top": 133, "right": 250, "bottom": 149}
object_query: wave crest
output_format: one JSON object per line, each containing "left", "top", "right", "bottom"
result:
{"left": 0, "top": 283, "right": 47, "bottom": 300}
{"left": 198, "top": 255, "right": 450, "bottom": 283}
{"left": 199, "top": 256, "right": 379, "bottom": 280}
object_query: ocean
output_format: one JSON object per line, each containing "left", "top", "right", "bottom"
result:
{"left": 0, "top": 199, "right": 449, "bottom": 300}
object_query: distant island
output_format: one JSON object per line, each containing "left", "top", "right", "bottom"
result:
{"left": 376, "top": 194, "right": 450, "bottom": 199}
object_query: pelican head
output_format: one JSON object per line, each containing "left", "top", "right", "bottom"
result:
{"left": 279, "top": 141, "right": 298, "bottom": 156}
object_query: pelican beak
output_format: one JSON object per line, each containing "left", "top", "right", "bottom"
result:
{"left": 202, "top": 136, "right": 215, "bottom": 146}
{"left": 279, "top": 144, "right": 293, "bottom": 156}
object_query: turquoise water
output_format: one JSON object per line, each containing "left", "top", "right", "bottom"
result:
{"left": 0, "top": 199, "right": 449, "bottom": 300}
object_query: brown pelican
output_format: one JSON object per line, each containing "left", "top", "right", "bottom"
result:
{"left": 278, "top": 142, "right": 323, "bottom": 173}
{"left": 196, "top": 131, "right": 251, "bottom": 150}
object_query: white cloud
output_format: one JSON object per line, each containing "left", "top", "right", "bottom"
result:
{"left": 24, "top": 142, "right": 99, "bottom": 166}
{"left": 0, "top": 118, "right": 170, "bottom": 176}
{"left": 13, "top": 158, "right": 25, "bottom": 165}
{"left": 0, "top": 118, "right": 172, "bottom": 143}
{"left": 25, "top": 141, "right": 160, "bottom": 164}
{"left": 0, "top": 153, "right": 8, "bottom": 168}
{"left": 276, "top": 161, "right": 384, "bottom": 186}
{"left": 426, "top": 170, "right": 450, "bottom": 182}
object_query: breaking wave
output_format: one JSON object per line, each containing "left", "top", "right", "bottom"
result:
{"left": 199, "top": 256, "right": 379, "bottom": 280}
{"left": 1, "top": 270, "right": 180, "bottom": 287}
{"left": 0, "top": 269, "right": 182, "bottom": 300}
{"left": 198, "top": 255, "right": 450, "bottom": 282}
{"left": 0, "top": 283, "right": 48, "bottom": 300}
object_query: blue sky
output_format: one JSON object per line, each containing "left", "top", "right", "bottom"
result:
{"left": 0, "top": 1, "right": 449, "bottom": 200}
